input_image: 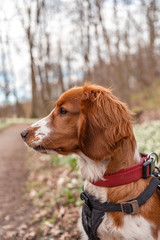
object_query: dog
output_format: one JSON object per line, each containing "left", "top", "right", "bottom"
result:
{"left": 21, "top": 83, "right": 160, "bottom": 240}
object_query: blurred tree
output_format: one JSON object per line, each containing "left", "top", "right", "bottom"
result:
{"left": 16, "top": 0, "right": 38, "bottom": 117}
{"left": 1, "top": 0, "right": 160, "bottom": 117}
{"left": 16, "top": 0, "right": 66, "bottom": 117}
{"left": 0, "top": 33, "right": 10, "bottom": 105}
{"left": 143, "top": 0, "right": 158, "bottom": 81}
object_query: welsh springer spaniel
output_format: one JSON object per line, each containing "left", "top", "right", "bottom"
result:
{"left": 21, "top": 84, "right": 160, "bottom": 240}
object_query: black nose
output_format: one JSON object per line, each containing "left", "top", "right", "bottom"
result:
{"left": 21, "top": 129, "right": 28, "bottom": 140}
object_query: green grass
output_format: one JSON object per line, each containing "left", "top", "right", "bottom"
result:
{"left": 50, "top": 154, "right": 83, "bottom": 206}
{"left": 0, "top": 118, "right": 38, "bottom": 130}
{"left": 0, "top": 119, "right": 12, "bottom": 130}
{"left": 50, "top": 154, "right": 78, "bottom": 171}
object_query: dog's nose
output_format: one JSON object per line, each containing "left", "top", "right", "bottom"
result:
{"left": 21, "top": 129, "right": 28, "bottom": 140}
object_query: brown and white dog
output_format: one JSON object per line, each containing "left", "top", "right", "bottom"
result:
{"left": 21, "top": 84, "right": 160, "bottom": 240}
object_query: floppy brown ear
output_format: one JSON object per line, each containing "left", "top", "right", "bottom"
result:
{"left": 78, "top": 85, "right": 133, "bottom": 161}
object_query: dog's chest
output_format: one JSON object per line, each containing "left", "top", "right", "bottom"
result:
{"left": 98, "top": 214, "right": 156, "bottom": 240}
{"left": 84, "top": 181, "right": 157, "bottom": 240}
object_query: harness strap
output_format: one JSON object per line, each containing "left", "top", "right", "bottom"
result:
{"left": 81, "top": 177, "right": 160, "bottom": 214}
{"left": 82, "top": 205, "right": 104, "bottom": 240}
{"left": 80, "top": 177, "right": 160, "bottom": 240}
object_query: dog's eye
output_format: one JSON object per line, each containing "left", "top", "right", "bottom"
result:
{"left": 58, "top": 108, "right": 68, "bottom": 115}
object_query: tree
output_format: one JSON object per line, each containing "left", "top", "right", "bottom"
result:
{"left": 16, "top": 0, "right": 38, "bottom": 117}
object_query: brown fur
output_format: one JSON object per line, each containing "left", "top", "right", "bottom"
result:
{"left": 24, "top": 83, "right": 160, "bottom": 236}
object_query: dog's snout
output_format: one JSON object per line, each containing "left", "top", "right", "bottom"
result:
{"left": 20, "top": 129, "right": 28, "bottom": 140}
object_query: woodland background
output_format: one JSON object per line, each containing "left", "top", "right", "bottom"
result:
{"left": 0, "top": 0, "right": 160, "bottom": 118}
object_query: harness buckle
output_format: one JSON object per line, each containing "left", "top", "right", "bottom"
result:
{"left": 121, "top": 200, "right": 139, "bottom": 215}
{"left": 142, "top": 152, "right": 158, "bottom": 178}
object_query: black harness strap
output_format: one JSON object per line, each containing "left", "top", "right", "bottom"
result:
{"left": 80, "top": 177, "right": 160, "bottom": 240}
{"left": 82, "top": 204, "right": 104, "bottom": 240}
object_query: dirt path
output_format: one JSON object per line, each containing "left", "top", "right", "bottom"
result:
{"left": 0, "top": 124, "right": 34, "bottom": 239}
{"left": 0, "top": 124, "right": 81, "bottom": 240}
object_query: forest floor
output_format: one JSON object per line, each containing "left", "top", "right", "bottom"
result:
{"left": 0, "top": 124, "right": 35, "bottom": 240}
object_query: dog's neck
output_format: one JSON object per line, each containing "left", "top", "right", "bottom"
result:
{"left": 105, "top": 136, "right": 140, "bottom": 174}
{"left": 78, "top": 135, "right": 140, "bottom": 182}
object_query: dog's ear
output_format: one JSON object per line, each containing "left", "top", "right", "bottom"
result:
{"left": 78, "top": 84, "right": 133, "bottom": 161}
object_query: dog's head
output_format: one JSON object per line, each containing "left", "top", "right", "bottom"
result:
{"left": 21, "top": 83, "right": 133, "bottom": 161}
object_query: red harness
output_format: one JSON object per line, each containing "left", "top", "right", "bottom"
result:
{"left": 90, "top": 153, "right": 157, "bottom": 187}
